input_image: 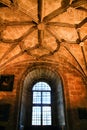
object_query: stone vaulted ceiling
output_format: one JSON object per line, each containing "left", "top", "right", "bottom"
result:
{"left": 0, "top": 0, "right": 87, "bottom": 82}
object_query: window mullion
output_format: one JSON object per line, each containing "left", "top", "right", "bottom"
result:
{"left": 32, "top": 82, "right": 52, "bottom": 126}
{"left": 41, "top": 91, "right": 42, "bottom": 126}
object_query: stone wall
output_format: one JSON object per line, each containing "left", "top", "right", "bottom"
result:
{"left": 0, "top": 59, "right": 87, "bottom": 130}
{"left": 0, "top": 0, "right": 87, "bottom": 130}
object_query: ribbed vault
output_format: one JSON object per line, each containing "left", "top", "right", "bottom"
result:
{"left": 0, "top": 0, "right": 87, "bottom": 84}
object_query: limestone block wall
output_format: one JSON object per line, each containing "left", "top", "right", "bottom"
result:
{"left": 0, "top": 59, "right": 87, "bottom": 130}
{"left": 0, "top": 0, "right": 87, "bottom": 130}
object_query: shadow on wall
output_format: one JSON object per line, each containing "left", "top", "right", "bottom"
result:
{"left": 67, "top": 108, "right": 87, "bottom": 130}
{"left": 22, "top": 126, "right": 65, "bottom": 130}
{"left": 18, "top": 68, "right": 66, "bottom": 130}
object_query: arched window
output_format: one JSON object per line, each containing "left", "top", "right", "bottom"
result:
{"left": 32, "top": 82, "right": 51, "bottom": 126}
{"left": 19, "top": 68, "right": 66, "bottom": 130}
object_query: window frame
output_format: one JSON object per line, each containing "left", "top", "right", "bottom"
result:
{"left": 31, "top": 81, "right": 52, "bottom": 126}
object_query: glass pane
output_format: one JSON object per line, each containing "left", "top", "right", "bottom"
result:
{"left": 32, "top": 81, "right": 52, "bottom": 126}
{"left": 42, "top": 92, "right": 51, "bottom": 104}
{"left": 33, "top": 92, "right": 41, "bottom": 104}
{"left": 32, "top": 107, "right": 41, "bottom": 125}
{"left": 33, "top": 82, "right": 51, "bottom": 91}
{"left": 42, "top": 107, "right": 51, "bottom": 125}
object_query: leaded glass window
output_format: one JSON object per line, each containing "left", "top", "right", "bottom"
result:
{"left": 32, "top": 82, "right": 52, "bottom": 126}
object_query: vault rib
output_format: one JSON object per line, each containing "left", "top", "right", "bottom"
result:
{"left": 76, "top": 17, "right": 87, "bottom": 28}
{"left": 38, "top": 0, "right": 44, "bottom": 22}
{"left": 0, "top": 43, "right": 41, "bottom": 71}
{"left": 80, "top": 45, "right": 87, "bottom": 70}
{"left": 61, "top": 39, "right": 79, "bottom": 44}
{"left": 76, "top": 29, "right": 87, "bottom": 70}
{"left": 46, "top": 27, "right": 61, "bottom": 43}
{"left": 0, "top": 50, "right": 23, "bottom": 71}
{"left": 82, "top": 35, "right": 87, "bottom": 42}
{"left": 1, "top": 26, "right": 37, "bottom": 43}
{"left": 18, "top": 7, "right": 38, "bottom": 24}
{"left": 4, "top": 21, "right": 35, "bottom": 26}
{"left": 76, "top": 29, "right": 81, "bottom": 42}
{"left": 45, "top": 27, "right": 60, "bottom": 53}
{"left": 12, "top": 0, "right": 18, "bottom": 7}
{"left": 0, "top": 26, "right": 37, "bottom": 63}
{"left": 70, "top": 0, "right": 87, "bottom": 8}
{"left": 0, "top": 0, "right": 12, "bottom": 7}
{"left": 47, "top": 22, "right": 76, "bottom": 28}
{"left": 61, "top": 0, "right": 70, "bottom": 7}
{"left": 38, "top": 30, "right": 44, "bottom": 47}
{"left": 63, "top": 45, "right": 87, "bottom": 77}
{"left": 76, "top": 6, "right": 87, "bottom": 12}
{"left": 43, "top": 6, "right": 69, "bottom": 23}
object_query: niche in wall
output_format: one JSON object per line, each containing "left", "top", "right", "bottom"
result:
{"left": 19, "top": 67, "right": 66, "bottom": 130}
{"left": 0, "top": 75, "right": 14, "bottom": 91}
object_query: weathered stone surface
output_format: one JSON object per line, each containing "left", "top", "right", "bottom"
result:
{"left": 0, "top": 0, "right": 87, "bottom": 130}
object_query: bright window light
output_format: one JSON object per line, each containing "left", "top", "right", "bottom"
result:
{"left": 32, "top": 82, "right": 52, "bottom": 126}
